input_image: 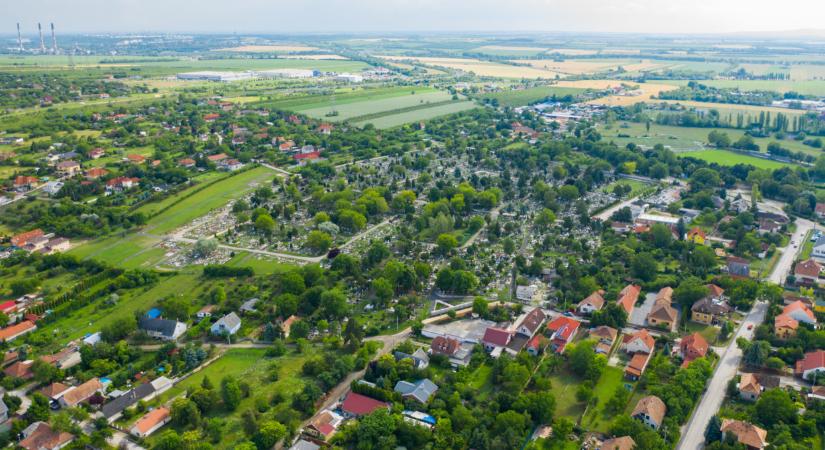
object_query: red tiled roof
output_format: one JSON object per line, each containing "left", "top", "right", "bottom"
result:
{"left": 775, "top": 314, "right": 798, "bottom": 330}
{"left": 294, "top": 151, "right": 321, "bottom": 160}
{"left": 547, "top": 316, "right": 580, "bottom": 341}
{"left": 617, "top": 284, "right": 641, "bottom": 315}
{"left": 796, "top": 350, "right": 825, "bottom": 375}
{"left": 783, "top": 300, "right": 816, "bottom": 322}
{"left": 795, "top": 259, "right": 822, "bottom": 278}
{"left": 431, "top": 336, "right": 460, "bottom": 356}
{"left": 706, "top": 284, "right": 725, "bottom": 298}
{"left": 0, "top": 321, "right": 36, "bottom": 341}
{"left": 483, "top": 327, "right": 512, "bottom": 347}
{"left": 133, "top": 407, "right": 170, "bottom": 435}
{"left": 341, "top": 392, "right": 388, "bottom": 417}
{"left": 11, "top": 229, "right": 44, "bottom": 247}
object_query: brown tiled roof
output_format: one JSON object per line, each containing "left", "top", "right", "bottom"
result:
{"left": 775, "top": 314, "right": 798, "bottom": 331}
{"left": 61, "top": 378, "right": 102, "bottom": 406}
{"left": 19, "top": 422, "right": 74, "bottom": 450}
{"left": 721, "top": 419, "right": 767, "bottom": 449}
{"left": 691, "top": 297, "right": 732, "bottom": 315}
{"left": 579, "top": 290, "right": 606, "bottom": 310}
{"left": 706, "top": 284, "right": 724, "bottom": 298}
{"left": 648, "top": 301, "right": 677, "bottom": 323}
{"left": 602, "top": 436, "right": 636, "bottom": 450}
{"left": 617, "top": 285, "right": 641, "bottom": 315}
{"left": 795, "top": 259, "right": 822, "bottom": 278}
{"left": 796, "top": 350, "right": 825, "bottom": 375}
{"left": 655, "top": 287, "right": 673, "bottom": 303}
{"left": 518, "top": 308, "right": 547, "bottom": 335}
{"left": 431, "top": 336, "right": 460, "bottom": 356}
{"left": 738, "top": 373, "right": 761, "bottom": 395}
{"left": 40, "top": 382, "right": 70, "bottom": 399}
{"left": 133, "top": 407, "right": 170, "bottom": 435}
{"left": 632, "top": 395, "right": 666, "bottom": 425}
{"left": 589, "top": 325, "right": 617, "bottom": 342}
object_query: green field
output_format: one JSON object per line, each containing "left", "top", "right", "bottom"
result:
{"left": 602, "top": 122, "right": 820, "bottom": 158}
{"left": 659, "top": 79, "right": 825, "bottom": 96}
{"left": 71, "top": 166, "right": 279, "bottom": 267}
{"left": 481, "top": 86, "right": 587, "bottom": 107}
{"left": 580, "top": 366, "right": 626, "bottom": 432}
{"left": 355, "top": 100, "right": 477, "bottom": 129}
{"left": 298, "top": 89, "right": 454, "bottom": 121}
{"left": 679, "top": 149, "right": 792, "bottom": 169}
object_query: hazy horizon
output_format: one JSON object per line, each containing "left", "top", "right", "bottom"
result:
{"left": 3, "top": 0, "right": 825, "bottom": 36}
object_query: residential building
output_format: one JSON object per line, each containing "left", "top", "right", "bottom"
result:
{"left": 482, "top": 327, "right": 512, "bottom": 353}
{"left": 808, "top": 386, "right": 825, "bottom": 402}
{"left": 577, "top": 290, "right": 606, "bottom": 315}
{"left": 394, "top": 349, "right": 430, "bottom": 370}
{"left": 290, "top": 440, "right": 321, "bottom": 450}
{"left": 707, "top": 284, "right": 725, "bottom": 300}
{"left": 622, "top": 329, "right": 655, "bottom": 354}
{"left": 600, "top": 436, "right": 636, "bottom": 450}
{"left": 19, "top": 422, "right": 74, "bottom": 450}
{"left": 589, "top": 325, "right": 618, "bottom": 354}
{"left": 11, "top": 229, "right": 44, "bottom": 247}
{"left": 515, "top": 307, "right": 546, "bottom": 337}
{"left": 126, "top": 154, "right": 146, "bottom": 164}
{"left": 686, "top": 227, "right": 706, "bottom": 244}
{"left": 795, "top": 259, "right": 823, "bottom": 285}
{"left": 738, "top": 373, "right": 762, "bottom": 401}
{"left": 13, "top": 175, "right": 38, "bottom": 192}
{"left": 812, "top": 235, "right": 825, "bottom": 260}
{"left": 631, "top": 396, "right": 666, "bottom": 430}
{"left": 85, "top": 167, "right": 108, "bottom": 179}
{"left": 40, "top": 382, "right": 70, "bottom": 401}
{"left": 727, "top": 256, "right": 751, "bottom": 277}
{"left": 138, "top": 317, "right": 187, "bottom": 341}
{"left": 617, "top": 285, "right": 641, "bottom": 316}
{"left": 56, "top": 160, "right": 80, "bottom": 175}
{"left": 781, "top": 300, "right": 817, "bottom": 326}
{"left": 546, "top": 316, "right": 580, "bottom": 354}
{"left": 340, "top": 392, "right": 389, "bottom": 418}
{"left": 795, "top": 350, "right": 825, "bottom": 381}
{"left": 691, "top": 297, "right": 732, "bottom": 325}
{"left": 679, "top": 333, "right": 708, "bottom": 367}
{"left": 720, "top": 419, "right": 768, "bottom": 450}
{"left": 101, "top": 382, "right": 156, "bottom": 421}
{"left": 40, "top": 347, "right": 81, "bottom": 370}
{"left": 4, "top": 360, "right": 34, "bottom": 379}
{"left": 625, "top": 351, "right": 653, "bottom": 381}
{"left": 0, "top": 398, "right": 6, "bottom": 422}
{"left": 647, "top": 288, "right": 678, "bottom": 331}
{"left": 130, "top": 407, "right": 170, "bottom": 438}
{"left": 0, "top": 320, "right": 37, "bottom": 342}
{"left": 775, "top": 314, "right": 799, "bottom": 339}
{"left": 394, "top": 379, "right": 438, "bottom": 404}
{"left": 240, "top": 297, "right": 259, "bottom": 313}
{"left": 516, "top": 285, "right": 539, "bottom": 302}
{"left": 196, "top": 305, "right": 215, "bottom": 320}
{"left": 816, "top": 203, "right": 825, "bottom": 219}
{"left": 42, "top": 181, "right": 64, "bottom": 196}
{"left": 105, "top": 176, "right": 139, "bottom": 193}
{"left": 211, "top": 312, "right": 242, "bottom": 336}
{"left": 306, "top": 409, "right": 343, "bottom": 440}
{"left": 59, "top": 378, "right": 104, "bottom": 408}
{"left": 430, "top": 336, "right": 473, "bottom": 367}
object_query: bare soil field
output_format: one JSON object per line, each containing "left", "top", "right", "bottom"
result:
{"left": 279, "top": 54, "right": 349, "bottom": 60}
{"left": 378, "top": 56, "right": 564, "bottom": 78}
{"left": 552, "top": 80, "right": 678, "bottom": 106}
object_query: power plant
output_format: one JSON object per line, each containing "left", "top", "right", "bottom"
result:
{"left": 11, "top": 22, "right": 60, "bottom": 53}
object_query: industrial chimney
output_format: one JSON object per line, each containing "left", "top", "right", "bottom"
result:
{"left": 16, "top": 23, "right": 23, "bottom": 51}
{"left": 50, "top": 23, "right": 57, "bottom": 53}
{"left": 38, "top": 22, "right": 45, "bottom": 52}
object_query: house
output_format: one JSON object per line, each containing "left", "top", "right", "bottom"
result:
{"left": 0, "top": 320, "right": 37, "bottom": 342}
{"left": 196, "top": 305, "right": 215, "bottom": 320}
{"left": 600, "top": 436, "right": 636, "bottom": 450}
{"left": 546, "top": 316, "right": 581, "bottom": 354}
{"left": 812, "top": 235, "right": 825, "bottom": 260}
{"left": 294, "top": 151, "right": 321, "bottom": 164}
{"left": 19, "top": 422, "right": 74, "bottom": 450}
{"left": 13, "top": 175, "right": 39, "bottom": 191}
{"left": 775, "top": 314, "right": 799, "bottom": 339}
{"left": 59, "top": 378, "right": 104, "bottom": 408}
{"left": 204, "top": 113, "right": 220, "bottom": 122}
{"left": 291, "top": 440, "right": 321, "bottom": 450}
{"left": 101, "top": 382, "right": 156, "bottom": 421}
{"left": 0, "top": 398, "right": 6, "bottom": 422}
{"left": 795, "top": 350, "right": 825, "bottom": 381}
{"left": 686, "top": 227, "right": 706, "bottom": 244}
{"left": 738, "top": 373, "right": 762, "bottom": 401}
{"left": 647, "top": 294, "right": 678, "bottom": 331}
{"left": 306, "top": 409, "right": 344, "bottom": 440}
{"left": 707, "top": 284, "right": 725, "bottom": 300}
{"left": 105, "top": 176, "right": 140, "bottom": 193}
{"left": 794, "top": 259, "right": 822, "bottom": 285}
{"left": 679, "top": 333, "right": 708, "bottom": 367}
{"left": 816, "top": 203, "right": 825, "bottom": 219}
{"left": 516, "top": 284, "right": 539, "bottom": 302}
{"left": 691, "top": 297, "right": 732, "bottom": 325}
{"left": 220, "top": 158, "right": 244, "bottom": 171}
{"left": 84, "top": 167, "right": 108, "bottom": 180}
{"left": 240, "top": 297, "right": 259, "bottom": 313}
{"left": 781, "top": 300, "right": 817, "bottom": 326}
{"left": 126, "top": 154, "right": 146, "bottom": 164}
{"left": 622, "top": 329, "right": 655, "bottom": 354}
{"left": 56, "top": 160, "right": 80, "bottom": 175}
{"left": 5, "top": 360, "right": 34, "bottom": 379}
{"left": 207, "top": 153, "right": 228, "bottom": 163}
{"left": 577, "top": 290, "right": 606, "bottom": 314}
{"left": 131, "top": 407, "right": 170, "bottom": 438}
{"left": 625, "top": 351, "right": 653, "bottom": 381}
{"left": 617, "top": 285, "right": 641, "bottom": 316}
{"left": 139, "top": 317, "right": 187, "bottom": 341}
{"left": 89, "top": 148, "right": 105, "bottom": 159}
{"left": 394, "top": 349, "right": 430, "bottom": 369}
{"left": 482, "top": 327, "right": 512, "bottom": 353}
{"left": 720, "top": 419, "right": 768, "bottom": 450}
{"left": 589, "top": 326, "right": 618, "bottom": 354}
{"left": 809, "top": 385, "right": 825, "bottom": 402}
{"left": 340, "top": 392, "right": 389, "bottom": 418}
{"left": 40, "top": 382, "right": 70, "bottom": 401}
{"left": 42, "top": 181, "right": 64, "bottom": 196}
{"left": 394, "top": 379, "right": 438, "bottom": 404}
{"left": 430, "top": 336, "right": 473, "bottom": 367}
{"left": 317, "top": 123, "right": 333, "bottom": 135}
{"left": 11, "top": 229, "right": 44, "bottom": 247}
{"left": 40, "top": 347, "right": 82, "bottom": 370}
{"left": 179, "top": 158, "right": 196, "bottom": 168}
{"left": 515, "top": 307, "right": 546, "bottom": 337}
{"left": 727, "top": 256, "right": 751, "bottom": 277}
{"left": 631, "top": 395, "right": 666, "bottom": 430}
{"left": 211, "top": 312, "right": 241, "bottom": 336}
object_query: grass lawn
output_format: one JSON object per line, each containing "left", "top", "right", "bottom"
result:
{"left": 224, "top": 252, "right": 294, "bottom": 275}
{"left": 658, "top": 79, "right": 825, "bottom": 97}
{"left": 801, "top": 230, "right": 814, "bottom": 259}
{"left": 481, "top": 86, "right": 587, "bottom": 107}
{"left": 750, "top": 251, "right": 781, "bottom": 279}
{"left": 298, "top": 89, "right": 453, "bottom": 121}
{"left": 549, "top": 369, "right": 587, "bottom": 419}
{"left": 580, "top": 366, "right": 627, "bottom": 432}
{"left": 679, "top": 149, "right": 793, "bottom": 169}
{"left": 601, "top": 179, "right": 652, "bottom": 197}
{"left": 354, "top": 100, "right": 477, "bottom": 129}
{"left": 684, "top": 322, "right": 721, "bottom": 345}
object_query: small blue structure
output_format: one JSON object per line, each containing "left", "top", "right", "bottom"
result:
{"left": 146, "top": 308, "right": 162, "bottom": 319}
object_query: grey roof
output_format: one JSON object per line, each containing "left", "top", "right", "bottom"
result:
{"left": 394, "top": 379, "right": 438, "bottom": 404}
{"left": 394, "top": 349, "right": 429, "bottom": 368}
{"left": 212, "top": 312, "right": 241, "bottom": 333}
{"left": 814, "top": 235, "right": 825, "bottom": 249}
{"left": 101, "top": 383, "right": 156, "bottom": 418}
{"left": 290, "top": 440, "right": 320, "bottom": 450}
{"left": 139, "top": 317, "right": 180, "bottom": 337}
{"left": 240, "top": 298, "right": 259, "bottom": 312}
{"left": 0, "top": 398, "right": 7, "bottom": 417}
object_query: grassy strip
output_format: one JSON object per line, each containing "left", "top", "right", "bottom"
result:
{"left": 344, "top": 98, "right": 461, "bottom": 123}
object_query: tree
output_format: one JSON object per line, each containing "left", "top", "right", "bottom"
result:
{"left": 372, "top": 278, "right": 394, "bottom": 305}
{"left": 674, "top": 278, "right": 710, "bottom": 309}
{"left": 755, "top": 388, "right": 798, "bottom": 428}
{"left": 472, "top": 296, "right": 488, "bottom": 316}
{"left": 567, "top": 340, "right": 607, "bottom": 381}
{"left": 27, "top": 393, "right": 51, "bottom": 422}
{"left": 253, "top": 420, "right": 286, "bottom": 450}
{"left": 170, "top": 397, "right": 201, "bottom": 429}
{"left": 436, "top": 233, "right": 458, "bottom": 255}
{"left": 501, "top": 362, "right": 531, "bottom": 393}
{"left": 535, "top": 209, "right": 556, "bottom": 229}
{"left": 31, "top": 359, "right": 63, "bottom": 384}
{"left": 320, "top": 288, "right": 348, "bottom": 320}
{"left": 305, "top": 230, "right": 332, "bottom": 254}
{"left": 254, "top": 214, "right": 275, "bottom": 236}
{"left": 631, "top": 252, "right": 657, "bottom": 282}
{"left": 193, "top": 238, "right": 218, "bottom": 258}
{"left": 705, "top": 415, "right": 723, "bottom": 443}
{"left": 221, "top": 376, "right": 242, "bottom": 412}
{"left": 743, "top": 340, "right": 770, "bottom": 367}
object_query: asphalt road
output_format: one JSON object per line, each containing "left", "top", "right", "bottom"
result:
{"left": 677, "top": 217, "right": 813, "bottom": 450}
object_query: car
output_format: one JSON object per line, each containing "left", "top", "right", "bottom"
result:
{"left": 747, "top": 324, "right": 753, "bottom": 330}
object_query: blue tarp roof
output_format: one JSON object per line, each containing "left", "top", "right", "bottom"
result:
{"left": 146, "top": 308, "right": 162, "bottom": 319}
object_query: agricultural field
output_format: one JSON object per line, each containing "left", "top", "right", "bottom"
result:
{"left": 678, "top": 149, "right": 793, "bottom": 169}
{"left": 378, "top": 56, "right": 565, "bottom": 78}
{"left": 297, "top": 89, "right": 454, "bottom": 121}
{"left": 659, "top": 79, "right": 825, "bottom": 96}
{"left": 353, "top": 100, "right": 477, "bottom": 128}
{"left": 214, "top": 44, "right": 320, "bottom": 53}
{"left": 516, "top": 59, "right": 670, "bottom": 76}
{"left": 481, "top": 86, "right": 588, "bottom": 106}
{"left": 551, "top": 79, "right": 679, "bottom": 106}
{"left": 471, "top": 45, "right": 549, "bottom": 57}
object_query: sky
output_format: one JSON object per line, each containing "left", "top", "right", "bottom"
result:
{"left": 2, "top": 0, "right": 825, "bottom": 35}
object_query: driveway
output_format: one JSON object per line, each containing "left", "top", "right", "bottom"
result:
{"left": 628, "top": 293, "right": 657, "bottom": 327}
{"left": 765, "top": 218, "right": 814, "bottom": 285}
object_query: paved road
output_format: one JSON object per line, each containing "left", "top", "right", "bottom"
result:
{"left": 592, "top": 195, "right": 641, "bottom": 221}
{"left": 677, "top": 217, "right": 809, "bottom": 450}
{"left": 677, "top": 300, "right": 768, "bottom": 450}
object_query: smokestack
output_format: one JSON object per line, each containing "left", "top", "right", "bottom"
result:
{"left": 16, "top": 23, "right": 23, "bottom": 51}
{"left": 38, "top": 22, "right": 45, "bottom": 52}
{"left": 50, "top": 23, "right": 57, "bottom": 53}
